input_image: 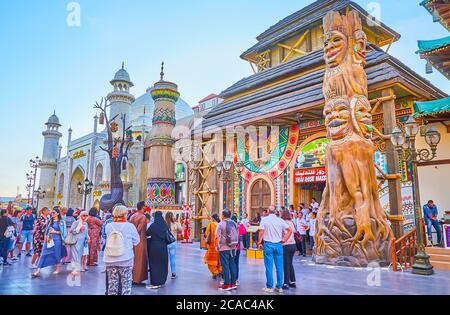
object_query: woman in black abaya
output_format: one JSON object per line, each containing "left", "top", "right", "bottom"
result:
{"left": 146, "top": 211, "right": 169, "bottom": 289}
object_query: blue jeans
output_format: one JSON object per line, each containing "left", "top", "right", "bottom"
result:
{"left": 426, "top": 220, "right": 442, "bottom": 244}
{"left": 167, "top": 242, "right": 177, "bottom": 274}
{"left": 309, "top": 236, "right": 315, "bottom": 250}
{"left": 0, "top": 238, "right": 9, "bottom": 263}
{"left": 263, "top": 242, "right": 284, "bottom": 289}
{"left": 219, "top": 250, "right": 237, "bottom": 286}
{"left": 235, "top": 250, "right": 241, "bottom": 280}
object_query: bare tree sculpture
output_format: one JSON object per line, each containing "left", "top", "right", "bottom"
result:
{"left": 94, "top": 98, "right": 133, "bottom": 210}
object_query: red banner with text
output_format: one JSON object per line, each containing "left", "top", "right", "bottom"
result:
{"left": 294, "top": 167, "right": 326, "bottom": 184}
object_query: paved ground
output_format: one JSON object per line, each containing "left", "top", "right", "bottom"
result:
{"left": 1, "top": 243, "right": 449, "bottom": 295}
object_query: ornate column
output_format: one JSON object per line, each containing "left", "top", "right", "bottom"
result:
{"left": 382, "top": 88, "right": 404, "bottom": 238}
{"left": 146, "top": 64, "right": 179, "bottom": 210}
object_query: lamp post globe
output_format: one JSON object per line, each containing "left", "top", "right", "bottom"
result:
{"left": 425, "top": 125, "right": 441, "bottom": 147}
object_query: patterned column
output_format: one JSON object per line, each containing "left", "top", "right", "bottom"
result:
{"left": 146, "top": 70, "right": 180, "bottom": 209}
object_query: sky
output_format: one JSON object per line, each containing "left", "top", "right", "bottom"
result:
{"left": 0, "top": 0, "right": 448, "bottom": 197}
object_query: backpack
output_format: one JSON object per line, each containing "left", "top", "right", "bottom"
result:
{"left": 225, "top": 221, "right": 239, "bottom": 249}
{"left": 105, "top": 224, "right": 125, "bottom": 257}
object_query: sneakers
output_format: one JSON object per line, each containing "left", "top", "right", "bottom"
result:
{"left": 282, "top": 284, "right": 290, "bottom": 290}
{"left": 219, "top": 284, "right": 233, "bottom": 291}
{"left": 289, "top": 283, "right": 296, "bottom": 288}
{"left": 262, "top": 287, "right": 274, "bottom": 293}
{"left": 236, "top": 279, "right": 240, "bottom": 286}
{"left": 230, "top": 284, "right": 238, "bottom": 290}
{"left": 220, "top": 279, "right": 224, "bottom": 285}
{"left": 145, "top": 285, "right": 162, "bottom": 290}
{"left": 26, "top": 253, "right": 32, "bottom": 257}
{"left": 171, "top": 273, "right": 177, "bottom": 279}
{"left": 275, "top": 288, "right": 284, "bottom": 294}
{"left": 17, "top": 253, "right": 21, "bottom": 258}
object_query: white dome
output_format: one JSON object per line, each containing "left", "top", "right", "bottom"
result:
{"left": 46, "top": 113, "right": 61, "bottom": 126}
{"left": 130, "top": 88, "right": 193, "bottom": 126}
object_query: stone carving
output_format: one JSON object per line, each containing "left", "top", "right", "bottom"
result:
{"left": 314, "top": 10, "right": 393, "bottom": 267}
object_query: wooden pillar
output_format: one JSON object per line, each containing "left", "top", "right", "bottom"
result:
{"left": 382, "top": 88, "right": 403, "bottom": 238}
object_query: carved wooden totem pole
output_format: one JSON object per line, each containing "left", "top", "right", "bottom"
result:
{"left": 314, "top": 10, "right": 393, "bottom": 267}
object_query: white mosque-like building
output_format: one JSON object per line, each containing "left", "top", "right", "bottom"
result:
{"left": 37, "top": 64, "right": 216, "bottom": 210}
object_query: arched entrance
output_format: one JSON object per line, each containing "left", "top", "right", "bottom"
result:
{"left": 95, "top": 163, "right": 103, "bottom": 186}
{"left": 69, "top": 167, "right": 85, "bottom": 209}
{"left": 250, "top": 179, "right": 272, "bottom": 217}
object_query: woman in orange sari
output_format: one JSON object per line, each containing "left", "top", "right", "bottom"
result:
{"left": 203, "top": 214, "right": 222, "bottom": 279}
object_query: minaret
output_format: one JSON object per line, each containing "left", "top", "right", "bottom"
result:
{"left": 38, "top": 112, "right": 62, "bottom": 208}
{"left": 146, "top": 63, "right": 179, "bottom": 209}
{"left": 107, "top": 62, "right": 135, "bottom": 129}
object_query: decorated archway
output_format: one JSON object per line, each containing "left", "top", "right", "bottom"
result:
{"left": 238, "top": 125, "right": 299, "bottom": 181}
{"left": 246, "top": 175, "right": 276, "bottom": 219}
{"left": 95, "top": 163, "right": 103, "bottom": 186}
{"left": 69, "top": 167, "right": 85, "bottom": 209}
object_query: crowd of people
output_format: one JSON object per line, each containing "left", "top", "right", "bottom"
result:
{"left": 13, "top": 196, "right": 447, "bottom": 294}
{"left": 203, "top": 199, "right": 319, "bottom": 293}
{"left": 0, "top": 200, "right": 183, "bottom": 295}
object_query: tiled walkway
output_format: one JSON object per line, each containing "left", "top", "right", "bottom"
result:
{"left": 1, "top": 243, "right": 449, "bottom": 295}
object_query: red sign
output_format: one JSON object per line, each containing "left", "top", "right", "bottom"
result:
{"left": 294, "top": 167, "right": 326, "bottom": 184}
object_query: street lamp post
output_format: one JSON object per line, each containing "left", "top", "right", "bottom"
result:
{"left": 77, "top": 178, "right": 94, "bottom": 210}
{"left": 390, "top": 115, "right": 441, "bottom": 276}
{"left": 29, "top": 157, "right": 40, "bottom": 206}
{"left": 26, "top": 172, "right": 34, "bottom": 205}
{"left": 34, "top": 187, "right": 46, "bottom": 210}
{"left": 216, "top": 154, "right": 243, "bottom": 214}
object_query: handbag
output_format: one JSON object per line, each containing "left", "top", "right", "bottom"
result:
{"left": 46, "top": 236, "right": 55, "bottom": 249}
{"left": 4, "top": 226, "right": 15, "bottom": 238}
{"left": 165, "top": 230, "right": 176, "bottom": 245}
{"left": 205, "top": 231, "right": 212, "bottom": 245}
{"left": 64, "top": 232, "right": 77, "bottom": 245}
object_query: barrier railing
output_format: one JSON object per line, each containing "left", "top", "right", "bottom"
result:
{"left": 391, "top": 228, "right": 417, "bottom": 272}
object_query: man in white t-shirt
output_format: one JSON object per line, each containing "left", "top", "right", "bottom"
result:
{"left": 310, "top": 198, "right": 319, "bottom": 212}
{"left": 295, "top": 212, "right": 308, "bottom": 257}
{"left": 257, "top": 206, "right": 292, "bottom": 293}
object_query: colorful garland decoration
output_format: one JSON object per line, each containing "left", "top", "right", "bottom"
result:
{"left": 150, "top": 88, "right": 180, "bottom": 103}
{"left": 234, "top": 179, "right": 239, "bottom": 216}
{"left": 237, "top": 125, "right": 299, "bottom": 181}
{"left": 283, "top": 168, "right": 289, "bottom": 207}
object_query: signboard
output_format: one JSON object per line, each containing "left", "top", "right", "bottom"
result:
{"left": 295, "top": 138, "right": 328, "bottom": 169}
{"left": 444, "top": 225, "right": 450, "bottom": 249}
{"left": 175, "top": 163, "right": 185, "bottom": 182}
{"left": 294, "top": 167, "right": 326, "bottom": 184}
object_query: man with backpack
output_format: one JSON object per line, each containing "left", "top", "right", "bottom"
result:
{"left": 215, "top": 210, "right": 238, "bottom": 291}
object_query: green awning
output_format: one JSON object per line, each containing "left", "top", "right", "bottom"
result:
{"left": 414, "top": 96, "right": 450, "bottom": 117}
{"left": 420, "top": 0, "right": 432, "bottom": 6}
{"left": 418, "top": 36, "right": 450, "bottom": 54}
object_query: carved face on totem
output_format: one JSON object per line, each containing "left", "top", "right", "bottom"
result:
{"left": 353, "top": 29, "right": 367, "bottom": 66}
{"left": 324, "top": 98, "right": 351, "bottom": 141}
{"left": 352, "top": 96, "right": 373, "bottom": 140}
{"left": 324, "top": 31, "right": 348, "bottom": 68}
